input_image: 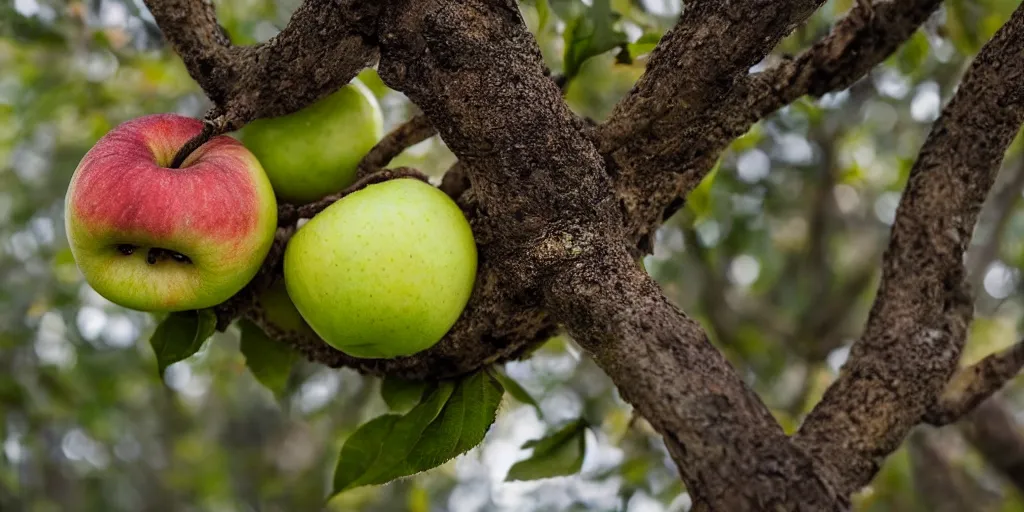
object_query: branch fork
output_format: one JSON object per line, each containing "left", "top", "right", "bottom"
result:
{"left": 148, "top": 0, "right": 1024, "bottom": 507}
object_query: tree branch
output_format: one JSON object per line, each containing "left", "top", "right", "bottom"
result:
{"left": 548, "top": 246, "right": 845, "bottom": 509}
{"left": 139, "top": 0, "right": 234, "bottom": 104}
{"left": 143, "top": 0, "right": 379, "bottom": 131}
{"left": 599, "top": 0, "right": 829, "bottom": 152}
{"left": 746, "top": 0, "right": 941, "bottom": 117}
{"left": 924, "top": 339, "right": 1024, "bottom": 426}
{"left": 293, "top": 167, "right": 430, "bottom": 219}
{"left": 356, "top": 114, "right": 437, "bottom": 178}
{"left": 376, "top": 1, "right": 847, "bottom": 507}
{"left": 793, "top": 4, "right": 1024, "bottom": 495}
{"left": 608, "top": 0, "right": 942, "bottom": 249}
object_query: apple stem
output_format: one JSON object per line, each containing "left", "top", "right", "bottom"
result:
{"left": 170, "top": 122, "right": 217, "bottom": 169}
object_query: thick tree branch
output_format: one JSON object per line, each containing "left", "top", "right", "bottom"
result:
{"left": 139, "top": 0, "right": 234, "bottom": 104}
{"left": 794, "top": 4, "right": 1024, "bottom": 495}
{"left": 146, "top": 0, "right": 1024, "bottom": 505}
{"left": 746, "top": 0, "right": 941, "bottom": 117}
{"left": 376, "top": 1, "right": 846, "bottom": 508}
{"left": 548, "top": 247, "right": 844, "bottom": 509}
{"left": 369, "top": 0, "right": 616, "bottom": 381}
{"left": 599, "top": 0, "right": 828, "bottom": 152}
{"left": 924, "top": 339, "right": 1024, "bottom": 426}
{"left": 378, "top": 0, "right": 617, "bottom": 279}
{"left": 143, "top": 0, "right": 379, "bottom": 131}
{"left": 607, "top": 0, "right": 942, "bottom": 249}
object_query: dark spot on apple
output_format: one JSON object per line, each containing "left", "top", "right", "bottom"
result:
{"left": 145, "top": 247, "right": 193, "bottom": 265}
{"left": 116, "top": 244, "right": 137, "bottom": 256}
{"left": 170, "top": 251, "right": 192, "bottom": 264}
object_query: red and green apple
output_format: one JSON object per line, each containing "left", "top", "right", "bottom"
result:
{"left": 65, "top": 113, "right": 278, "bottom": 312}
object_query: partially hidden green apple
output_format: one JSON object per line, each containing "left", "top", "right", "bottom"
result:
{"left": 283, "top": 178, "right": 477, "bottom": 359}
{"left": 239, "top": 78, "right": 385, "bottom": 205}
{"left": 65, "top": 113, "right": 278, "bottom": 312}
{"left": 255, "top": 280, "right": 319, "bottom": 339}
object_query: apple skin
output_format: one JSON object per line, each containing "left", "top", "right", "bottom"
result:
{"left": 283, "top": 178, "right": 477, "bottom": 359}
{"left": 239, "top": 79, "right": 384, "bottom": 205}
{"left": 65, "top": 114, "right": 278, "bottom": 312}
{"left": 255, "top": 280, "right": 319, "bottom": 339}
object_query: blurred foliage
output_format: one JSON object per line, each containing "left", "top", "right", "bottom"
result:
{"left": 3, "top": 0, "right": 1024, "bottom": 510}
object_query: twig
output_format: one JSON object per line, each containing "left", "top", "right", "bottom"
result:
{"left": 144, "top": 0, "right": 379, "bottom": 131}
{"left": 356, "top": 114, "right": 437, "bottom": 178}
{"left": 924, "top": 339, "right": 1024, "bottom": 426}
{"left": 794, "top": 4, "right": 1024, "bottom": 495}
{"left": 439, "top": 160, "right": 471, "bottom": 200}
{"left": 293, "top": 167, "right": 430, "bottom": 220}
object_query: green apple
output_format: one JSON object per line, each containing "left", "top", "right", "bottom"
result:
{"left": 255, "top": 280, "right": 319, "bottom": 339}
{"left": 65, "top": 113, "right": 278, "bottom": 312}
{"left": 283, "top": 178, "right": 477, "bottom": 358}
{"left": 239, "top": 79, "right": 384, "bottom": 204}
{"left": 356, "top": 68, "right": 391, "bottom": 100}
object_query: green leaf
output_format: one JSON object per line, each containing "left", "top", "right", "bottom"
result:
{"left": 562, "top": 0, "right": 628, "bottom": 81}
{"left": 380, "top": 377, "right": 429, "bottom": 413}
{"left": 334, "top": 382, "right": 455, "bottom": 493}
{"left": 625, "top": 32, "right": 662, "bottom": 61}
{"left": 549, "top": 0, "right": 582, "bottom": 20}
{"left": 239, "top": 319, "right": 297, "bottom": 398}
{"left": 890, "top": 30, "right": 930, "bottom": 78}
{"left": 333, "top": 414, "right": 403, "bottom": 492}
{"left": 332, "top": 371, "right": 504, "bottom": 494}
{"left": 487, "top": 367, "right": 542, "bottom": 417}
{"left": 685, "top": 160, "right": 721, "bottom": 219}
{"left": 506, "top": 419, "right": 588, "bottom": 481}
{"left": 449, "top": 370, "right": 503, "bottom": 456}
{"left": 535, "top": 0, "right": 551, "bottom": 30}
{"left": 149, "top": 310, "right": 217, "bottom": 378}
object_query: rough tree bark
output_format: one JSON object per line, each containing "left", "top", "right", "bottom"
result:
{"left": 793, "top": 8, "right": 1024, "bottom": 494}
{"left": 142, "top": 0, "right": 1024, "bottom": 509}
